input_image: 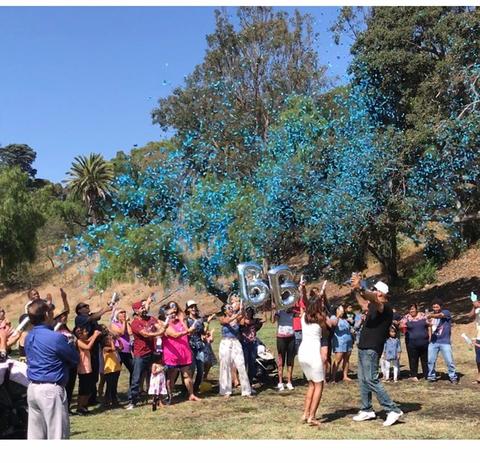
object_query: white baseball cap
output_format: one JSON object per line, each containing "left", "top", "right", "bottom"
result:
{"left": 186, "top": 300, "right": 197, "bottom": 308}
{"left": 374, "top": 281, "right": 389, "bottom": 295}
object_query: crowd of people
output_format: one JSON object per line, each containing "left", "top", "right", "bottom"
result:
{"left": 0, "top": 274, "right": 479, "bottom": 439}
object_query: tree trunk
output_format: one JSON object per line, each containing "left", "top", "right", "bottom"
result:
{"left": 367, "top": 226, "right": 399, "bottom": 282}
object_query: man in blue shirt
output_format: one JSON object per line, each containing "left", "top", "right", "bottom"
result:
{"left": 25, "top": 300, "right": 79, "bottom": 439}
{"left": 426, "top": 298, "right": 458, "bottom": 384}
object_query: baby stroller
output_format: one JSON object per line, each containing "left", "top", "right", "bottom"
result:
{"left": 255, "top": 339, "right": 277, "bottom": 384}
{"left": 0, "top": 360, "right": 29, "bottom": 439}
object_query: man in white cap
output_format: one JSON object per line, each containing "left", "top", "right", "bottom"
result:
{"left": 350, "top": 274, "right": 403, "bottom": 427}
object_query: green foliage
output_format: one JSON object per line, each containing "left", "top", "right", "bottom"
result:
{"left": 65, "top": 153, "right": 115, "bottom": 225}
{"left": 408, "top": 259, "right": 438, "bottom": 290}
{"left": 111, "top": 140, "right": 177, "bottom": 176}
{"left": 0, "top": 143, "right": 37, "bottom": 178}
{"left": 32, "top": 183, "right": 87, "bottom": 245}
{"left": 0, "top": 167, "right": 45, "bottom": 284}
{"left": 152, "top": 6, "right": 327, "bottom": 176}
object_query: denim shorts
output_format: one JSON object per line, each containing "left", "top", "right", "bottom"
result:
{"left": 165, "top": 363, "right": 192, "bottom": 370}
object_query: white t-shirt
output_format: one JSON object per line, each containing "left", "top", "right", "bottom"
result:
{"left": 475, "top": 308, "right": 480, "bottom": 340}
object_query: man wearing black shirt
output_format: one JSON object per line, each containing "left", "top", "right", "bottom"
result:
{"left": 351, "top": 274, "right": 403, "bottom": 427}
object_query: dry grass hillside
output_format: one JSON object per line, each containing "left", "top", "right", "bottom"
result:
{"left": 1, "top": 243, "right": 479, "bottom": 328}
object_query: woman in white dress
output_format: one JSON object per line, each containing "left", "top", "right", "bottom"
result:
{"left": 298, "top": 296, "right": 328, "bottom": 426}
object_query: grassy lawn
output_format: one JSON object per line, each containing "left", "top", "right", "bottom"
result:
{"left": 70, "top": 319, "right": 480, "bottom": 439}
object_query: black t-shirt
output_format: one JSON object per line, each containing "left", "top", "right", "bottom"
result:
{"left": 358, "top": 303, "right": 393, "bottom": 355}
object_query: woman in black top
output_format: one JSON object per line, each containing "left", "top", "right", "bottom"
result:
{"left": 400, "top": 304, "right": 430, "bottom": 380}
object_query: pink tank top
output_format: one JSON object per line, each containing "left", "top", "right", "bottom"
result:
{"left": 162, "top": 319, "right": 192, "bottom": 367}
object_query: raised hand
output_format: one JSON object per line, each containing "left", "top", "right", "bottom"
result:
{"left": 350, "top": 273, "right": 362, "bottom": 290}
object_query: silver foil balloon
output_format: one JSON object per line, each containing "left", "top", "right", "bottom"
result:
{"left": 268, "top": 265, "right": 300, "bottom": 310}
{"left": 237, "top": 262, "right": 270, "bottom": 308}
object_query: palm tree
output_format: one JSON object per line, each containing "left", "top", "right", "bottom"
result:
{"left": 65, "top": 153, "right": 115, "bottom": 225}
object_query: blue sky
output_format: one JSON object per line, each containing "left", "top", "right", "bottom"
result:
{"left": 0, "top": 6, "right": 353, "bottom": 183}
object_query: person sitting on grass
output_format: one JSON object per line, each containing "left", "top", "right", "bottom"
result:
{"left": 381, "top": 326, "right": 401, "bottom": 382}
{"left": 75, "top": 326, "right": 102, "bottom": 415}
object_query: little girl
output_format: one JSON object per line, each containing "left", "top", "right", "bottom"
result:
{"left": 102, "top": 333, "right": 122, "bottom": 407}
{"left": 75, "top": 327, "right": 102, "bottom": 415}
{"left": 149, "top": 354, "right": 167, "bottom": 411}
{"left": 381, "top": 326, "right": 402, "bottom": 382}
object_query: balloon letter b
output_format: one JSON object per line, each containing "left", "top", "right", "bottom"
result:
{"left": 237, "top": 262, "right": 270, "bottom": 308}
{"left": 268, "top": 265, "right": 300, "bottom": 310}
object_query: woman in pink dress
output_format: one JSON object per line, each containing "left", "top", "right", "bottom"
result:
{"left": 162, "top": 303, "right": 200, "bottom": 402}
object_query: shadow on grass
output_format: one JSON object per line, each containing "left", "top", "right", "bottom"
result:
{"left": 396, "top": 401, "right": 422, "bottom": 414}
{"left": 320, "top": 408, "right": 358, "bottom": 423}
{"left": 320, "top": 401, "right": 421, "bottom": 424}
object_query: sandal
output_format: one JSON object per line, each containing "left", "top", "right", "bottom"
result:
{"left": 301, "top": 415, "right": 308, "bottom": 423}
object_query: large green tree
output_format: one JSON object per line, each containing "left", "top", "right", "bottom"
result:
{"left": 0, "top": 143, "right": 37, "bottom": 178}
{"left": 152, "top": 6, "right": 327, "bottom": 176}
{"left": 345, "top": 7, "right": 479, "bottom": 157}
{"left": 0, "top": 167, "right": 45, "bottom": 284}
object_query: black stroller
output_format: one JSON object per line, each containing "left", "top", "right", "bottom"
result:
{"left": 255, "top": 339, "right": 277, "bottom": 384}
{"left": 0, "top": 360, "right": 29, "bottom": 439}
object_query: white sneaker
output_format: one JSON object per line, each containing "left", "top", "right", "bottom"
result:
{"left": 126, "top": 403, "right": 135, "bottom": 410}
{"left": 277, "top": 383, "right": 285, "bottom": 391}
{"left": 352, "top": 410, "right": 376, "bottom": 422}
{"left": 286, "top": 382, "right": 294, "bottom": 391}
{"left": 383, "top": 410, "right": 403, "bottom": 427}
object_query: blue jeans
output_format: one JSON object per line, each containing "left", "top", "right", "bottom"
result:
{"left": 427, "top": 343, "right": 457, "bottom": 381}
{"left": 358, "top": 349, "right": 400, "bottom": 413}
{"left": 191, "top": 349, "right": 205, "bottom": 393}
{"left": 128, "top": 355, "right": 153, "bottom": 404}
{"left": 241, "top": 340, "right": 257, "bottom": 383}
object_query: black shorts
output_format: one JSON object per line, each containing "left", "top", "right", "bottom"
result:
{"left": 78, "top": 373, "right": 94, "bottom": 396}
{"left": 276, "top": 336, "right": 296, "bottom": 367}
{"left": 476, "top": 343, "right": 480, "bottom": 364}
{"left": 320, "top": 337, "right": 329, "bottom": 348}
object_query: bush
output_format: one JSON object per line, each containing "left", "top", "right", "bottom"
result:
{"left": 408, "top": 260, "right": 438, "bottom": 290}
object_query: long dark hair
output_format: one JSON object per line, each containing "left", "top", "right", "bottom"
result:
{"left": 304, "top": 296, "right": 326, "bottom": 325}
